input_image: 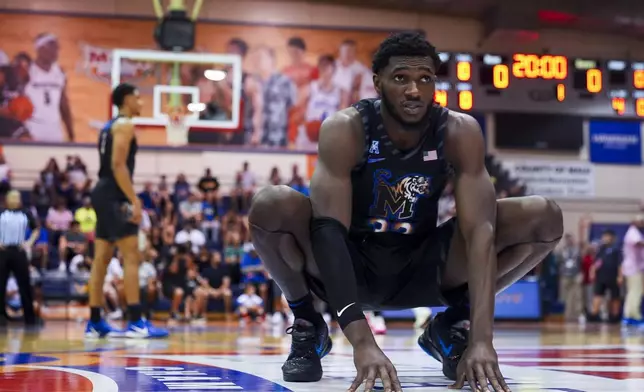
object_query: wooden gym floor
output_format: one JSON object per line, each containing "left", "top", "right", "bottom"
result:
{"left": 0, "top": 320, "right": 642, "bottom": 391}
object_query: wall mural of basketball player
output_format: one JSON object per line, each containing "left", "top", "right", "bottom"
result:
{"left": 282, "top": 37, "right": 316, "bottom": 148}
{"left": 333, "top": 39, "right": 371, "bottom": 106}
{"left": 24, "top": 33, "right": 75, "bottom": 142}
{"left": 296, "top": 55, "right": 348, "bottom": 150}
{"left": 0, "top": 50, "right": 31, "bottom": 139}
{"left": 255, "top": 46, "right": 296, "bottom": 148}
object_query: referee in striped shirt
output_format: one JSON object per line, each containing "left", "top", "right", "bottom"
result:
{"left": 0, "top": 190, "right": 39, "bottom": 326}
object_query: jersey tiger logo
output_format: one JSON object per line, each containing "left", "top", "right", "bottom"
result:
{"left": 369, "top": 170, "right": 432, "bottom": 231}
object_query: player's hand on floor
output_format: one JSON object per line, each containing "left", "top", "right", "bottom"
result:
{"left": 449, "top": 341, "right": 511, "bottom": 392}
{"left": 348, "top": 342, "right": 403, "bottom": 392}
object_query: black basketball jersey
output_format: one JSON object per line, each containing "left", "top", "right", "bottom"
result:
{"left": 96, "top": 116, "right": 137, "bottom": 198}
{"left": 349, "top": 99, "right": 450, "bottom": 246}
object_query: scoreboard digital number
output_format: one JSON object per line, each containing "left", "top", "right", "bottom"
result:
{"left": 433, "top": 52, "right": 644, "bottom": 118}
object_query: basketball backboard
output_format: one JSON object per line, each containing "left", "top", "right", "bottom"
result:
{"left": 110, "top": 49, "right": 242, "bottom": 130}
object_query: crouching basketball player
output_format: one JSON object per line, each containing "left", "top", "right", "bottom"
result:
{"left": 249, "top": 32, "right": 563, "bottom": 392}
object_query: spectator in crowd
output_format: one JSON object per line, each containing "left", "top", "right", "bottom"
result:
{"left": 40, "top": 158, "right": 61, "bottom": 189}
{"left": 175, "top": 218, "right": 206, "bottom": 255}
{"left": 31, "top": 180, "right": 52, "bottom": 219}
{"left": 581, "top": 243, "right": 597, "bottom": 316}
{"left": 622, "top": 215, "right": 644, "bottom": 326}
{"left": 556, "top": 233, "right": 583, "bottom": 322}
{"left": 162, "top": 247, "right": 192, "bottom": 324}
{"left": 198, "top": 168, "right": 219, "bottom": 195}
{"left": 588, "top": 230, "right": 623, "bottom": 323}
{"left": 437, "top": 182, "right": 456, "bottom": 225}
{"left": 289, "top": 175, "right": 309, "bottom": 196}
{"left": 199, "top": 251, "right": 233, "bottom": 318}
{"left": 179, "top": 192, "right": 203, "bottom": 225}
{"left": 201, "top": 191, "right": 220, "bottom": 247}
{"left": 74, "top": 196, "right": 96, "bottom": 239}
{"left": 138, "top": 249, "right": 159, "bottom": 320}
{"left": 173, "top": 173, "right": 191, "bottom": 203}
{"left": 238, "top": 162, "right": 256, "bottom": 212}
{"left": 0, "top": 152, "right": 10, "bottom": 196}
{"left": 240, "top": 242, "right": 269, "bottom": 307}
{"left": 45, "top": 197, "right": 73, "bottom": 248}
{"left": 104, "top": 255, "right": 124, "bottom": 320}
{"left": 237, "top": 284, "right": 264, "bottom": 325}
{"left": 138, "top": 182, "right": 157, "bottom": 211}
{"left": 58, "top": 220, "right": 86, "bottom": 269}
{"left": 269, "top": 167, "right": 282, "bottom": 186}
{"left": 65, "top": 155, "right": 88, "bottom": 189}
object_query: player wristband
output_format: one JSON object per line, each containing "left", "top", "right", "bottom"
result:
{"left": 310, "top": 217, "right": 366, "bottom": 330}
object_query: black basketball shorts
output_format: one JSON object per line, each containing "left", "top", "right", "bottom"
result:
{"left": 593, "top": 280, "right": 620, "bottom": 299}
{"left": 306, "top": 218, "right": 457, "bottom": 310}
{"left": 91, "top": 187, "right": 139, "bottom": 243}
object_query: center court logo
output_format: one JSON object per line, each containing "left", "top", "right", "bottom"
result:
{"left": 10, "top": 362, "right": 293, "bottom": 391}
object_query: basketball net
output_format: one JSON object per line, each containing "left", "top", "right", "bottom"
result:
{"left": 166, "top": 106, "right": 189, "bottom": 146}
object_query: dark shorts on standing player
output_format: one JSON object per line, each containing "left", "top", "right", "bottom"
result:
{"left": 91, "top": 183, "right": 139, "bottom": 243}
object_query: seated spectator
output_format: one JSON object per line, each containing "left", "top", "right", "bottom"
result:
{"left": 174, "top": 173, "right": 191, "bottom": 203}
{"left": 162, "top": 248, "right": 194, "bottom": 324}
{"left": 46, "top": 198, "right": 73, "bottom": 248}
{"left": 58, "top": 221, "right": 87, "bottom": 269}
{"left": 198, "top": 251, "right": 232, "bottom": 318}
{"left": 195, "top": 247, "right": 212, "bottom": 274}
{"left": 31, "top": 180, "right": 53, "bottom": 220}
{"left": 201, "top": 192, "right": 220, "bottom": 247}
{"left": 104, "top": 255, "right": 124, "bottom": 320}
{"left": 138, "top": 182, "right": 157, "bottom": 211}
{"left": 5, "top": 274, "right": 41, "bottom": 320}
{"left": 40, "top": 158, "right": 61, "bottom": 190}
{"left": 69, "top": 250, "right": 92, "bottom": 276}
{"left": 289, "top": 176, "right": 309, "bottom": 196}
{"left": 198, "top": 168, "right": 220, "bottom": 196}
{"left": 74, "top": 196, "right": 97, "bottom": 240}
{"left": 175, "top": 218, "right": 206, "bottom": 254}
{"left": 268, "top": 166, "right": 282, "bottom": 186}
{"left": 179, "top": 192, "right": 203, "bottom": 225}
{"left": 186, "top": 266, "right": 206, "bottom": 324}
{"left": 237, "top": 284, "right": 264, "bottom": 324}
{"left": 287, "top": 164, "right": 303, "bottom": 187}
{"left": 139, "top": 249, "right": 159, "bottom": 320}
{"left": 240, "top": 242, "right": 268, "bottom": 305}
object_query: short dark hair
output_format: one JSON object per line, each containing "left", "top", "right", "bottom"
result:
{"left": 603, "top": 229, "right": 616, "bottom": 237}
{"left": 318, "top": 54, "right": 335, "bottom": 67}
{"left": 228, "top": 38, "right": 249, "bottom": 57}
{"left": 111, "top": 83, "right": 137, "bottom": 108}
{"left": 372, "top": 31, "right": 441, "bottom": 74}
{"left": 287, "top": 36, "right": 306, "bottom": 51}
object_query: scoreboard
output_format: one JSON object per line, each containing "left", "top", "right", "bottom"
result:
{"left": 434, "top": 52, "right": 644, "bottom": 118}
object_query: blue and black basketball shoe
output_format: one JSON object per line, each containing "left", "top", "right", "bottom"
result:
{"left": 282, "top": 319, "right": 333, "bottom": 382}
{"left": 417, "top": 311, "right": 468, "bottom": 380}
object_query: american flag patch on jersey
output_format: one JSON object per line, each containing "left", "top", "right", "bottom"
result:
{"left": 423, "top": 150, "right": 438, "bottom": 161}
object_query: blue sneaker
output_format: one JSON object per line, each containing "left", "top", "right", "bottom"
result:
{"left": 622, "top": 318, "right": 642, "bottom": 327}
{"left": 85, "top": 319, "right": 124, "bottom": 339}
{"left": 125, "top": 318, "right": 169, "bottom": 339}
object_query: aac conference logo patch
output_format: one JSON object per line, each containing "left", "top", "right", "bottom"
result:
{"left": 3, "top": 360, "right": 293, "bottom": 392}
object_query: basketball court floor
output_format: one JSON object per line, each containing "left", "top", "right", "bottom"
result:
{"left": 0, "top": 321, "right": 642, "bottom": 391}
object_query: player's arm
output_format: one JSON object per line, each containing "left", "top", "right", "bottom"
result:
{"left": 444, "top": 113, "right": 497, "bottom": 343}
{"left": 111, "top": 121, "right": 138, "bottom": 205}
{"left": 60, "top": 83, "right": 75, "bottom": 141}
{"left": 309, "top": 109, "right": 372, "bottom": 345}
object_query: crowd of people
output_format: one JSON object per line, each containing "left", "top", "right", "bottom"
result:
{"left": 0, "top": 151, "right": 551, "bottom": 330}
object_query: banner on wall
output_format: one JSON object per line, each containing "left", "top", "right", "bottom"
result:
{"left": 503, "top": 160, "right": 594, "bottom": 198}
{"left": 0, "top": 12, "right": 390, "bottom": 150}
{"left": 589, "top": 120, "right": 642, "bottom": 165}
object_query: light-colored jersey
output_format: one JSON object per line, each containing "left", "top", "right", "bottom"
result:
{"left": 24, "top": 63, "right": 65, "bottom": 142}
{"left": 296, "top": 81, "right": 342, "bottom": 149}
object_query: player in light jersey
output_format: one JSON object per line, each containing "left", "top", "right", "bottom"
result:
{"left": 296, "top": 55, "right": 348, "bottom": 150}
{"left": 24, "top": 33, "right": 75, "bottom": 142}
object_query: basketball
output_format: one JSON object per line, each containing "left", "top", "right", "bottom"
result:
{"left": 8, "top": 95, "right": 34, "bottom": 122}
{"left": 305, "top": 119, "right": 323, "bottom": 142}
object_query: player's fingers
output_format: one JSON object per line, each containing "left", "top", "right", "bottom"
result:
{"left": 364, "top": 367, "right": 377, "bottom": 392}
{"left": 475, "top": 363, "right": 489, "bottom": 392}
{"left": 347, "top": 370, "right": 364, "bottom": 392}
{"left": 494, "top": 365, "right": 512, "bottom": 392}
{"left": 485, "top": 363, "right": 503, "bottom": 392}
{"left": 448, "top": 372, "right": 466, "bottom": 389}
{"left": 467, "top": 366, "right": 480, "bottom": 392}
{"left": 387, "top": 364, "right": 403, "bottom": 392}
{"left": 379, "top": 366, "right": 392, "bottom": 392}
